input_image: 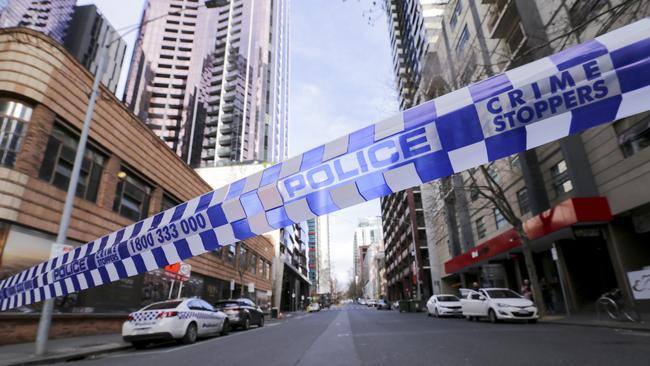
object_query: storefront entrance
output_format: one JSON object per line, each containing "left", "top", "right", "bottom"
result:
{"left": 559, "top": 234, "right": 618, "bottom": 309}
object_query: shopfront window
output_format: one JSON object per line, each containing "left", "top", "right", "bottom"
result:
{"left": 113, "top": 167, "right": 152, "bottom": 221}
{"left": 0, "top": 99, "right": 32, "bottom": 167}
{"left": 39, "top": 122, "right": 105, "bottom": 202}
{"left": 615, "top": 112, "right": 650, "bottom": 158}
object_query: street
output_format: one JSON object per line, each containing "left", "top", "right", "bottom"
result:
{"left": 62, "top": 305, "right": 650, "bottom": 366}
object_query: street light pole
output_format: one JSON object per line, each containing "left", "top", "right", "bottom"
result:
{"left": 35, "top": 41, "right": 109, "bottom": 356}
{"left": 34, "top": 2, "right": 223, "bottom": 354}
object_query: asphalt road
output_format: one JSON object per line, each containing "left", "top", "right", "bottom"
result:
{"left": 62, "top": 304, "right": 650, "bottom": 366}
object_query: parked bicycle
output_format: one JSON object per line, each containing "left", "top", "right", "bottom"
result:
{"left": 596, "top": 289, "right": 642, "bottom": 323}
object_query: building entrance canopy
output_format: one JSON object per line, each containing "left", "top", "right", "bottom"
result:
{"left": 444, "top": 197, "right": 613, "bottom": 274}
{"left": 2, "top": 19, "right": 650, "bottom": 310}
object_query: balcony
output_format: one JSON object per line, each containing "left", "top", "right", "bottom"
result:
{"left": 217, "top": 147, "right": 231, "bottom": 157}
{"left": 218, "top": 135, "right": 232, "bottom": 145}
{"left": 218, "top": 127, "right": 231, "bottom": 137}
{"left": 487, "top": 0, "right": 519, "bottom": 39}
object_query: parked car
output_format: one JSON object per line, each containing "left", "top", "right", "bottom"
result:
{"left": 214, "top": 298, "right": 265, "bottom": 330}
{"left": 366, "top": 299, "right": 377, "bottom": 307}
{"left": 358, "top": 299, "right": 367, "bottom": 305}
{"left": 392, "top": 301, "right": 400, "bottom": 310}
{"left": 308, "top": 302, "right": 321, "bottom": 312}
{"left": 460, "top": 288, "right": 538, "bottom": 323}
{"left": 376, "top": 299, "right": 391, "bottom": 310}
{"left": 426, "top": 294, "right": 462, "bottom": 317}
{"left": 123, "top": 298, "right": 229, "bottom": 349}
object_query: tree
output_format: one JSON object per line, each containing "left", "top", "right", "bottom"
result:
{"left": 236, "top": 243, "right": 255, "bottom": 298}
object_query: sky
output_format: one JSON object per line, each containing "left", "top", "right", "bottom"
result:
{"left": 84, "top": 0, "right": 398, "bottom": 289}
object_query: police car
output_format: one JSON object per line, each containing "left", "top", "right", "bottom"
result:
{"left": 123, "top": 298, "right": 229, "bottom": 348}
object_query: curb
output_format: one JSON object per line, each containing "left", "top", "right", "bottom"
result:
{"left": 540, "top": 319, "right": 650, "bottom": 332}
{"left": 2, "top": 344, "right": 131, "bottom": 366}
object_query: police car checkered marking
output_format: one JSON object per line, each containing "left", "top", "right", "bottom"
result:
{"left": 2, "top": 18, "right": 650, "bottom": 311}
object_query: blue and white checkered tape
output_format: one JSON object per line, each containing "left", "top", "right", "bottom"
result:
{"left": 2, "top": 18, "right": 650, "bottom": 311}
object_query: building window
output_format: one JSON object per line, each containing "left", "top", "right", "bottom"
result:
{"left": 449, "top": 0, "right": 463, "bottom": 29}
{"left": 487, "top": 164, "right": 500, "bottom": 183}
{"left": 509, "top": 155, "right": 521, "bottom": 170}
{"left": 227, "top": 244, "right": 236, "bottom": 264}
{"left": 0, "top": 99, "right": 32, "bottom": 167}
{"left": 517, "top": 188, "right": 530, "bottom": 215}
{"left": 475, "top": 216, "right": 486, "bottom": 240}
{"left": 39, "top": 123, "right": 105, "bottom": 202}
{"left": 249, "top": 253, "right": 257, "bottom": 274}
{"left": 161, "top": 194, "right": 180, "bottom": 212}
{"left": 456, "top": 24, "right": 470, "bottom": 54}
{"left": 569, "top": 0, "right": 609, "bottom": 28}
{"left": 494, "top": 208, "right": 506, "bottom": 230}
{"left": 614, "top": 112, "right": 650, "bottom": 158}
{"left": 551, "top": 160, "right": 573, "bottom": 195}
{"left": 239, "top": 244, "right": 248, "bottom": 269}
{"left": 470, "top": 184, "right": 479, "bottom": 201}
{"left": 113, "top": 167, "right": 152, "bottom": 221}
{"left": 264, "top": 261, "right": 271, "bottom": 280}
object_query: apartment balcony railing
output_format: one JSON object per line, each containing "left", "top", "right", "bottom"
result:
{"left": 487, "top": 0, "right": 519, "bottom": 39}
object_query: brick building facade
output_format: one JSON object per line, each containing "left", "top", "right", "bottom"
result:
{"left": 0, "top": 28, "right": 273, "bottom": 342}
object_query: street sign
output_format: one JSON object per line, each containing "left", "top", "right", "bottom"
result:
{"left": 248, "top": 282, "right": 255, "bottom": 293}
{"left": 3, "top": 19, "right": 650, "bottom": 311}
{"left": 230, "top": 279, "right": 235, "bottom": 291}
{"left": 628, "top": 268, "right": 650, "bottom": 300}
{"left": 164, "top": 262, "right": 191, "bottom": 282}
{"left": 50, "top": 243, "right": 73, "bottom": 259}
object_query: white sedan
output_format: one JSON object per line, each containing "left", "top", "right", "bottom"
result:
{"left": 123, "top": 298, "right": 229, "bottom": 349}
{"left": 426, "top": 294, "right": 462, "bottom": 317}
{"left": 460, "top": 288, "right": 538, "bottom": 323}
{"left": 308, "top": 302, "right": 321, "bottom": 312}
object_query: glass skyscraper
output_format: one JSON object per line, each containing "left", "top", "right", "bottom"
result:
{"left": 124, "top": 0, "right": 290, "bottom": 167}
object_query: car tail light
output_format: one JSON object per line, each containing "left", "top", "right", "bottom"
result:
{"left": 224, "top": 307, "right": 240, "bottom": 311}
{"left": 156, "top": 311, "right": 178, "bottom": 319}
{"left": 127, "top": 314, "right": 134, "bottom": 321}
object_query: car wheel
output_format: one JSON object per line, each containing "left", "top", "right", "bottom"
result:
{"left": 220, "top": 320, "right": 230, "bottom": 336}
{"left": 242, "top": 316, "right": 250, "bottom": 330}
{"left": 259, "top": 315, "right": 265, "bottom": 327}
{"left": 488, "top": 309, "right": 498, "bottom": 324}
{"left": 181, "top": 322, "right": 198, "bottom": 344}
{"left": 466, "top": 315, "right": 473, "bottom": 321}
{"left": 132, "top": 341, "right": 148, "bottom": 350}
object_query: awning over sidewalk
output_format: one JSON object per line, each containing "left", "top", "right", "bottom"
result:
{"left": 444, "top": 197, "right": 613, "bottom": 274}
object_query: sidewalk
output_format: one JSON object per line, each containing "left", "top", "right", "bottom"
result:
{"left": 541, "top": 312, "right": 650, "bottom": 332}
{"left": 0, "top": 333, "right": 130, "bottom": 366}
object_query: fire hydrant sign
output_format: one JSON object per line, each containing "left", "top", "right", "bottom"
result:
{"left": 164, "top": 262, "right": 191, "bottom": 282}
{"left": 2, "top": 18, "right": 650, "bottom": 311}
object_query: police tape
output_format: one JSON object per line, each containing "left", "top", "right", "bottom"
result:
{"left": 2, "top": 18, "right": 650, "bottom": 311}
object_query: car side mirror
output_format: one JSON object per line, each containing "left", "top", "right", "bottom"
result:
{"left": 478, "top": 296, "right": 486, "bottom": 301}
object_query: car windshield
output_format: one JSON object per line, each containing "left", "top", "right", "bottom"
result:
{"left": 486, "top": 290, "right": 521, "bottom": 299}
{"left": 215, "top": 301, "right": 239, "bottom": 308}
{"left": 143, "top": 301, "right": 182, "bottom": 310}
{"left": 438, "top": 296, "right": 459, "bottom": 302}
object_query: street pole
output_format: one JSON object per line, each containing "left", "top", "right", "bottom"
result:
{"left": 34, "top": 39, "right": 109, "bottom": 357}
